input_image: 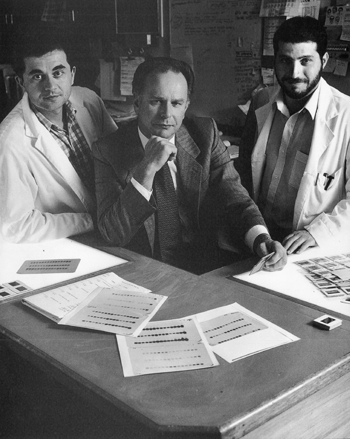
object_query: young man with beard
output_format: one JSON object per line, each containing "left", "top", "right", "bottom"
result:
{"left": 235, "top": 16, "right": 350, "bottom": 255}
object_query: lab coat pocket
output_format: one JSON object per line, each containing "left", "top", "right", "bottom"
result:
{"left": 312, "top": 167, "right": 344, "bottom": 211}
{"left": 289, "top": 151, "right": 308, "bottom": 189}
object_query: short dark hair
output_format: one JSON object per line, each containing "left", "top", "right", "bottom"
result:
{"left": 13, "top": 23, "right": 73, "bottom": 77}
{"left": 132, "top": 57, "right": 195, "bottom": 98}
{"left": 273, "top": 16, "right": 328, "bottom": 58}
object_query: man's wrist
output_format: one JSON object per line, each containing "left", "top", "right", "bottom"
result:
{"left": 244, "top": 225, "right": 270, "bottom": 252}
{"left": 253, "top": 233, "right": 271, "bottom": 255}
{"left": 131, "top": 177, "right": 153, "bottom": 201}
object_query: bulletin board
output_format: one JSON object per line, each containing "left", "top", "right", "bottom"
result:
{"left": 322, "top": 4, "right": 350, "bottom": 98}
{"left": 170, "top": 0, "right": 263, "bottom": 124}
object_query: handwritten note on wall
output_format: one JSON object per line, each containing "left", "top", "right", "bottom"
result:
{"left": 170, "top": 0, "right": 263, "bottom": 122}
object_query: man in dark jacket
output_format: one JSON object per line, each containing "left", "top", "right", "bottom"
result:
{"left": 93, "top": 57, "right": 286, "bottom": 273}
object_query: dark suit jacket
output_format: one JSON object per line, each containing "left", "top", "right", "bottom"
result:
{"left": 93, "top": 117, "right": 266, "bottom": 263}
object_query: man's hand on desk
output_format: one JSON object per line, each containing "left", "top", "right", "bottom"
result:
{"left": 255, "top": 237, "right": 287, "bottom": 271}
{"left": 282, "top": 230, "right": 316, "bottom": 255}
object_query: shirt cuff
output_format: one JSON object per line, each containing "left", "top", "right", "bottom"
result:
{"left": 131, "top": 177, "right": 153, "bottom": 201}
{"left": 244, "top": 225, "right": 270, "bottom": 252}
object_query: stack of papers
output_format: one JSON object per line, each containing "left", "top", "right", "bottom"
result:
{"left": 22, "top": 272, "right": 299, "bottom": 377}
{"left": 193, "top": 303, "right": 298, "bottom": 363}
{"left": 22, "top": 272, "right": 152, "bottom": 322}
{"left": 118, "top": 317, "right": 219, "bottom": 376}
{"left": 295, "top": 254, "right": 350, "bottom": 298}
{"left": 117, "top": 303, "right": 298, "bottom": 376}
{"left": 59, "top": 287, "right": 166, "bottom": 336}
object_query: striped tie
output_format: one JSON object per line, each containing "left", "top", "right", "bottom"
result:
{"left": 153, "top": 164, "right": 181, "bottom": 264}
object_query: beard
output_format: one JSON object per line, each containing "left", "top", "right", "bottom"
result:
{"left": 277, "top": 68, "right": 322, "bottom": 100}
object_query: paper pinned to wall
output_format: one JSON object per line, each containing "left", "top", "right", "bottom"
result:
{"left": 259, "top": 0, "right": 320, "bottom": 18}
{"left": 170, "top": 0, "right": 263, "bottom": 121}
{"left": 263, "top": 17, "right": 285, "bottom": 56}
{"left": 299, "top": 0, "right": 320, "bottom": 19}
{"left": 120, "top": 57, "right": 145, "bottom": 96}
{"left": 99, "top": 59, "right": 126, "bottom": 101}
{"left": 170, "top": 44, "right": 194, "bottom": 70}
{"left": 260, "top": 0, "right": 300, "bottom": 17}
{"left": 325, "top": 5, "right": 345, "bottom": 26}
{"left": 334, "top": 59, "right": 348, "bottom": 76}
{"left": 261, "top": 67, "right": 275, "bottom": 85}
{"left": 340, "top": 6, "right": 350, "bottom": 41}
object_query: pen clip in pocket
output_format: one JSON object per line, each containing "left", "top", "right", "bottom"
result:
{"left": 323, "top": 173, "right": 334, "bottom": 191}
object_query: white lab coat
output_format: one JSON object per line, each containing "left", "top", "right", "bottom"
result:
{"left": 249, "top": 78, "right": 350, "bottom": 250}
{"left": 0, "top": 86, "right": 117, "bottom": 243}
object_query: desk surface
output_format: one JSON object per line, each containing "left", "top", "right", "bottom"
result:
{"left": 2, "top": 237, "right": 350, "bottom": 438}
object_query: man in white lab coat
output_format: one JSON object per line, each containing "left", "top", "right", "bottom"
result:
{"left": 0, "top": 24, "right": 117, "bottom": 243}
{"left": 236, "top": 16, "right": 350, "bottom": 254}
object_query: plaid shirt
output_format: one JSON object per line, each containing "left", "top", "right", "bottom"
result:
{"left": 32, "top": 100, "right": 95, "bottom": 195}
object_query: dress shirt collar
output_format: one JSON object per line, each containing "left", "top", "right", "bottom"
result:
{"left": 138, "top": 127, "right": 175, "bottom": 148}
{"left": 276, "top": 82, "right": 320, "bottom": 120}
{"left": 30, "top": 99, "right": 76, "bottom": 131}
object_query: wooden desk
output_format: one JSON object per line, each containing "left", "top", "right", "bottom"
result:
{"left": 1, "top": 238, "right": 350, "bottom": 438}
{"left": 202, "top": 259, "right": 350, "bottom": 438}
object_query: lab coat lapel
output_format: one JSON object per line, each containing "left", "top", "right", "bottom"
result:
{"left": 304, "top": 79, "right": 336, "bottom": 175}
{"left": 293, "top": 79, "right": 337, "bottom": 228}
{"left": 251, "top": 95, "right": 277, "bottom": 201}
{"left": 23, "top": 94, "right": 94, "bottom": 210}
{"left": 74, "top": 103, "right": 96, "bottom": 147}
